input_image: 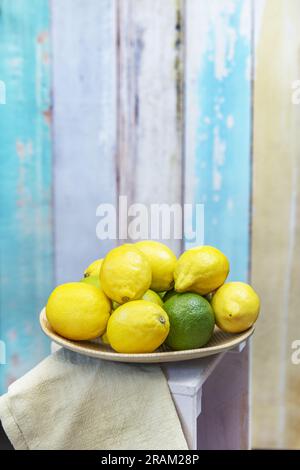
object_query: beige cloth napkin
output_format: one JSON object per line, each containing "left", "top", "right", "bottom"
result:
{"left": 0, "top": 349, "right": 187, "bottom": 450}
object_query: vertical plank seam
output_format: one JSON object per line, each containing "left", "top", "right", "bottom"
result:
{"left": 49, "top": 0, "right": 56, "bottom": 288}
{"left": 248, "top": 0, "right": 255, "bottom": 285}
{"left": 278, "top": 154, "right": 299, "bottom": 446}
{"left": 129, "top": 0, "right": 138, "bottom": 209}
{"left": 249, "top": 0, "right": 255, "bottom": 450}
{"left": 180, "top": 0, "right": 187, "bottom": 254}
{"left": 115, "top": 0, "right": 121, "bottom": 244}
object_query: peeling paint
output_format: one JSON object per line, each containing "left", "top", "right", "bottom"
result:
{"left": 212, "top": 127, "right": 226, "bottom": 191}
{"left": 117, "top": 0, "right": 183, "bottom": 254}
{"left": 0, "top": 1, "right": 52, "bottom": 393}
{"left": 226, "top": 114, "right": 235, "bottom": 128}
{"left": 16, "top": 139, "right": 33, "bottom": 160}
{"left": 174, "top": 0, "right": 184, "bottom": 129}
{"left": 43, "top": 107, "right": 52, "bottom": 125}
{"left": 37, "top": 30, "right": 48, "bottom": 44}
{"left": 185, "top": 0, "right": 252, "bottom": 281}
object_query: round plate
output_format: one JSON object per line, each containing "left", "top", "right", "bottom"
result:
{"left": 40, "top": 308, "right": 254, "bottom": 363}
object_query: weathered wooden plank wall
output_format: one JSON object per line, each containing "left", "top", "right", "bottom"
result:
{"left": 252, "top": 0, "right": 300, "bottom": 449}
{"left": 51, "top": 0, "right": 118, "bottom": 284}
{"left": 185, "top": 0, "right": 252, "bottom": 280}
{"left": 4, "top": 0, "right": 299, "bottom": 450}
{"left": 184, "top": 0, "right": 253, "bottom": 449}
{"left": 0, "top": 0, "right": 52, "bottom": 392}
{"left": 117, "top": 0, "right": 184, "bottom": 255}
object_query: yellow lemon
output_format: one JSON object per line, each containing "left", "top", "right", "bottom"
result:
{"left": 158, "top": 291, "right": 167, "bottom": 299}
{"left": 211, "top": 282, "right": 260, "bottom": 333}
{"left": 135, "top": 241, "right": 177, "bottom": 291}
{"left": 101, "top": 331, "right": 110, "bottom": 345}
{"left": 142, "top": 289, "right": 164, "bottom": 307}
{"left": 80, "top": 275, "right": 102, "bottom": 289}
{"left": 46, "top": 282, "right": 111, "bottom": 340}
{"left": 111, "top": 289, "right": 162, "bottom": 309}
{"left": 100, "top": 244, "right": 152, "bottom": 304}
{"left": 84, "top": 258, "right": 103, "bottom": 277}
{"left": 107, "top": 300, "right": 170, "bottom": 353}
{"left": 174, "top": 246, "right": 229, "bottom": 295}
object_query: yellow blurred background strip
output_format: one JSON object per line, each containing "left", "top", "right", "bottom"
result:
{"left": 252, "top": 0, "right": 300, "bottom": 449}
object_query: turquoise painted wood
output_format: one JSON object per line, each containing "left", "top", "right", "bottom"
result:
{"left": 185, "top": 0, "right": 252, "bottom": 282}
{"left": 184, "top": 0, "right": 252, "bottom": 449}
{"left": 0, "top": 0, "right": 52, "bottom": 392}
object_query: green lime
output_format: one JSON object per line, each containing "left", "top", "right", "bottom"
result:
{"left": 80, "top": 276, "right": 101, "bottom": 289}
{"left": 163, "top": 292, "right": 215, "bottom": 350}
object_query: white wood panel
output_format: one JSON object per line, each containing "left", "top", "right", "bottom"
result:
{"left": 198, "top": 348, "right": 250, "bottom": 449}
{"left": 117, "top": 0, "right": 184, "bottom": 255}
{"left": 51, "top": 0, "right": 117, "bottom": 283}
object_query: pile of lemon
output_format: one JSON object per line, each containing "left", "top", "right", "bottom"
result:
{"left": 46, "top": 242, "right": 260, "bottom": 353}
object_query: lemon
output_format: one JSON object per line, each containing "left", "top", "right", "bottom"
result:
{"left": 111, "top": 289, "right": 162, "bottom": 309}
{"left": 174, "top": 246, "right": 229, "bottom": 295}
{"left": 101, "top": 331, "right": 110, "bottom": 345}
{"left": 84, "top": 258, "right": 103, "bottom": 277}
{"left": 142, "top": 289, "right": 163, "bottom": 307}
{"left": 164, "top": 293, "right": 215, "bottom": 350}
{"left": 107, "top": 300, "right": 170, "bottom": 353}
{"left": 211, "top": 282, "right": 260, "bottom": 333}
{"left": 158, "top": 291, "right": 167, "bottom": 299}
{"left": 100, "top": 244, "right": 152, "bottom": 304}
{"left": 80, "top": 275, "right": 101, "bottom": 289}
{"left": 135, "top": 241, "right": 177, "bottom": 291}
{"left": 46, "top": 282, "right": 111, "bottom": 340}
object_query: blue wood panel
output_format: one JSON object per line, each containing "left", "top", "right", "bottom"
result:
{"left": 185, "top": 0, "right": 252, "bottom": 282}
{"left": 184, "top": 0, "right": 252, "bottom": 449}
{"left": 51, "top": 0, "right": 117, "bottom": 284}
{"left": 0, "top": 0, "right": 52, "bottom": 392}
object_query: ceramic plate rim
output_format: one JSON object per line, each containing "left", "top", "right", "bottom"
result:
{"left": 40, "top": 308, "right": 254, "bottom": 363}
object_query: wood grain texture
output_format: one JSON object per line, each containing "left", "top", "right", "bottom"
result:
{"left": 184, "top": 0, "right": 253, "bottom": 449}
{"left": 0, "top": 0, "right": 52, "bottom": 392}
{"left": 117, "top": 0, "right": 184, "bottom": 255}
{"left": 51, "top": 0, "right": 117, "bottom": 284}
{"left": 185, "top": 0, "right": 252, "bottom": 278}
{"left": 252, "top": 0, "right": 300, "bottom": 449}
{"left": 198, "top": 348, "right": 250, "bottom": 449}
